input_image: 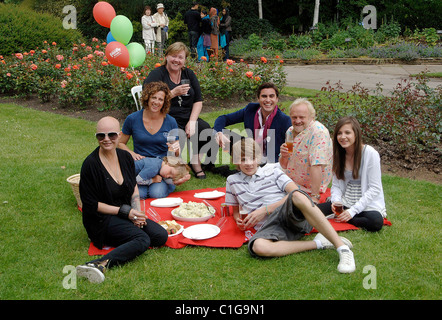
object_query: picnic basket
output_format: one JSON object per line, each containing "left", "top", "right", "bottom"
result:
{"left": 67, "top": 174, "right": 82, "bottom": 208}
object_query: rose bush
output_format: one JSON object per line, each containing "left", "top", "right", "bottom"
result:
{"left": 0, "top": 39, "right": 287, "bottom": 111}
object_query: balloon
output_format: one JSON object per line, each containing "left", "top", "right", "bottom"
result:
{"left": 105, "top": 41, "right": 129, "bottom": 68}
{"left": 93, "top": 2, "right": 116, "bottom": 28}
{"left": 110, "top": 15, "right": 133, "bottom": 45}
{"left": 106, "top": 31, "right": 116, "bottom": 44}
{"left": 127, "top": 43, "right": 146, "bottom": 68}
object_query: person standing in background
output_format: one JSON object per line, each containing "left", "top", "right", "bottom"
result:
{"left": 184, "top": 2, "right": 201, "bottom": 58}
{"left": 219, "top": 8, "right": 232, "bottom": 61}
{"left": 209, "top": 7, "right": 219, "bottom": 59}
{"left": 141, "top": 6, "right": 157, "bottom": 54}
{"left": 153, "top": 3, "right": 169, "bottom": 55}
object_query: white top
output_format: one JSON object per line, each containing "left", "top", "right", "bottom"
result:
{"left": 331, "top": 145, "right": 387, "bottom": 218}
{"left": 141, "top": 15, "right": 157, "bottom": 41}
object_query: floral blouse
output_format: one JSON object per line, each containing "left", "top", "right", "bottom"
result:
{"left": 283, "top": 121, "right": 332, "bottom": 194}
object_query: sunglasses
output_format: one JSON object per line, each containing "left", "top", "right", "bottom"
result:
{"left": 95, "top": 132, "right": 119, "bottom": 141}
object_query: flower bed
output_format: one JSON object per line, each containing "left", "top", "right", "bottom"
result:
{"left": 0, "top": 39, "right": 286, "bottom": 111}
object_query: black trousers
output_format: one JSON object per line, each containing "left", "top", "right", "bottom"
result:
{"left": 317, "top": 202, "right": 384, "bottom": 232}
{"left": 176, "top": 117, "right": 218, "bottom": 165}
{"left": 89, "top": 216, "right": 168, "bottom": 268}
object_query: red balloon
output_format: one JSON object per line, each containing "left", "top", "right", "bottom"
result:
{"left": 93, "top": 2, "right": 116, "bottom": 28}
{"left": 105, "top": 42, "right": 129, "bottom": 68}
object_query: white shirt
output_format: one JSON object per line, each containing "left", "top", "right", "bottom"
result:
{"left": 331, "top": 145, "right": 387, "bottom": 218}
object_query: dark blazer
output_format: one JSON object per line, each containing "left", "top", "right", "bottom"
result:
{"left": 213, "top": 102, "right": 292, "bottom": 162}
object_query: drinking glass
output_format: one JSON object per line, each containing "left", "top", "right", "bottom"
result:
{"left": 332, "top": 202, "right": 344, "bottom": 216}
{"left": 180, "top": 79, "right": 190, "bottom": 96}
{"left": 286, "top": 130, "right": 294, "bottom": 153}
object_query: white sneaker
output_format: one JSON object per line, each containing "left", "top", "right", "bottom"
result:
{"left": 314, "top": 233, "right": 353, "bottom": 249}
{"left": 337, "top": 248, "right": 356, "bottom": 273}
{"left": 76, "top": 263, "right": 105, "bottom": 283}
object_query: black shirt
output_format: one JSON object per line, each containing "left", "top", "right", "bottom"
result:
{"left": 143, "top": 65, "right": 203, "bottom": 125}
{"left": 184, "top": 9, "right": 201, "bottom": 33}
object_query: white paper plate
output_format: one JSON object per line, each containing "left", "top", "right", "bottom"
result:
{"left": 171, "top": 208, "right": 214, "bottom": 222}
{"left": 182, "top": 224, "right": 220, "bottom": 240}
{"left": 150, "top": 197, "right": 183, "bottom": 207}
{"left": 194, "top": 190, "right": 225, "bottom": 199}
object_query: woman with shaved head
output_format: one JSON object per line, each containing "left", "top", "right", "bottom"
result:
{"left": 76, "top": 116, "right": 168, "bottom": 283}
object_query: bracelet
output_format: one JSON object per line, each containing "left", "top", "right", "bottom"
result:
{"left": 311, "top": 194, "right": 321, "bottom": 200}
{"left": 265, "top": 205, "right": 270, "bottom": 215}
{"left": 118, "top": 204, "right": 132, "bottom": 220}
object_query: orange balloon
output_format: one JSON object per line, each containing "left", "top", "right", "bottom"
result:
{"left": 105, "top": 42, "right": 129, "bottom": 68}
{"left": 93, "top": 2, "right": 116, "bottom": 28}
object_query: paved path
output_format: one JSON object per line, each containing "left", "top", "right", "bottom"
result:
{"left": 284, "top": 64, "right": 442, "bottom": 94}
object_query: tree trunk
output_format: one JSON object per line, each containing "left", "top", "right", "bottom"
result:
{"left": 313, "top": 0, "right": 320, "bottom": 27}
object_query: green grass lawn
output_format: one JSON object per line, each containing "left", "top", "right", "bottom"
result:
{"left": 0, "top": 103, "right": 440, "bottom": 301}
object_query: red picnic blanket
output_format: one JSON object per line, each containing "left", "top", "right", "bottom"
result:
{"left": 86, "top": 187, "right": 392, "bottom": 255}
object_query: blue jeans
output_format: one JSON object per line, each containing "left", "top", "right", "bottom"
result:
{"left": 188, "top": 31, "right": 199, "bottom": 57}
{"left": 134, "top": 157, "right": 175, "bottom": 199}
{"left": 138, "top": 181, "right": 175, "bottom": 199}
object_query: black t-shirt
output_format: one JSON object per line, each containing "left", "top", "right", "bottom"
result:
{"left": 143, "top": 65, "right": 203, "bottom": 125}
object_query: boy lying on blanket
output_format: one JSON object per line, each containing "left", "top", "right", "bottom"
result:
{"left": 225, "top": 138, "right": 356, "bottom": 273}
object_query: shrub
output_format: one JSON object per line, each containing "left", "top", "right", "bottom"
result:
{"left": 410, "top": 28, "right": 440, "bottom": 47}
{"left": 367, "top": 43, "right": 442, "bottom": 60}
{"left": 314, "top": 76, "right": 442, "bottom": 160}
{"left": 376, "top": 21, "right": 402, "bottom": 41}
{"left": 282, "top": 49, "right": 322, "bottom": 60}
{"left": 0, "top": 3, "right": 83, "bottom": 55}
{"left": 247, "top": 34, "right": 264, "bottom": 51}
{"left": 288, "top": 34, "right": 313, "bottom": 49}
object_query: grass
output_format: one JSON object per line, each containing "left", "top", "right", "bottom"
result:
{"left": 411, "top": 72, "right": 442, "bottom": 78}
{"left": 0, "top": 102, "right": 440, "bottom": 301}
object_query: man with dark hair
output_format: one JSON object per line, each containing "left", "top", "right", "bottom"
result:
{"left": 184, "top": 2, "right": 201, "bottom": 58}
{"left": 214, "top": 83, "right": 292, "bottom": 165}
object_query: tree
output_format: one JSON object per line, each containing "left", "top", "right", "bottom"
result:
{"left": 313, "top": 0, "right": 320, "bottom": 27}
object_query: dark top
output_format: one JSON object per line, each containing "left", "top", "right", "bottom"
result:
{"left": 213, "top": 102, "right": 292, "bottom": 163}
{"left": 184, "top": 9, "right": 201, "bottom": 33}
{"left": 79, "top": 147, "right": 136, "bottom": 248}
{"left": 143, "top": 65, "right": 202, "bottom": 124}
{"left": 201, "top": 16, "right": 212, "bottom": 35}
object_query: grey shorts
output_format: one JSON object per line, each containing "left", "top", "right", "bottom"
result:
{"left": 248, "top": 190, "right": 314, "bottom": 258}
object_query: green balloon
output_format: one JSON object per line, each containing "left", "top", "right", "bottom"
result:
{"left": 127, "top": 42, "right": 146, "bottom": 68}
{"left": 110, "top": 15, "right": 133, "bottom": 45}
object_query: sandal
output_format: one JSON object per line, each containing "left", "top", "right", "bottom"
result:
{"left": 189, "top": 163, "right": 206, "bottom": 179}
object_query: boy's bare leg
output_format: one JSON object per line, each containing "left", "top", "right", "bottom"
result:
{"left": 252, "top": 238, "right": 317, "bottom": 257}
{"left": 251, "top": 191, "right": 345, "bottom": 258}
{"left": 291, "top": 191, "right": 345, "bottom": 248}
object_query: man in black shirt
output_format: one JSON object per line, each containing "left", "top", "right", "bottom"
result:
{"left": 183, "top": 2, "right": 201, "bottom": 58}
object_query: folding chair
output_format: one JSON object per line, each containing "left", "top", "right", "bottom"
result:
{"left": 131, "top": 85, "right": 143, "bottom": 111}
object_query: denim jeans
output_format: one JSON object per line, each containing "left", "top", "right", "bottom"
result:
{"left": 188, "top": 31, "right": 199, "bottom": 57}
{"left": 138, "top": 181, "right": 176, "bottom": 199}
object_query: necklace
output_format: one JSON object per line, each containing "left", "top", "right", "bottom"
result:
{"left": 101, "top": 151, "right": 121, "bottom": 184}
{"left": 168, "top": 69, "right": 182, "bottom": 84}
